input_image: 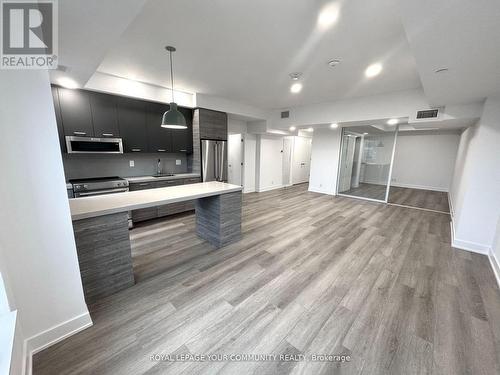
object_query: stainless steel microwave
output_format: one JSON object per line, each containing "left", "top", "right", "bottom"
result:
{"left": 65, "top": 136, "right": 123, "bottom": 154}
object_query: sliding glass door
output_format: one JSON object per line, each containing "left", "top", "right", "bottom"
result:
{"left": 337, "top": 125, "right": 398, "bottom": 202}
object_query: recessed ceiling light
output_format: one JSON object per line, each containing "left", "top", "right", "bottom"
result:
{"left": 289, "top": 126, "right": 296, "bottom": 131}
{"left": 330, "top": 123, "right": 338, "bottom": 129}
{"left": 328, "top": 59, "right": 341, "bottom": 67}
{"left": 363, "top": 132, "right": 369, "bottom": 135}
{"left": 435, "top": 67, "right": 449, "bottom": 73}
{"left": 290, "top": 83, "right": 303, "bottom": 94}
{"left": 387, "top": 118, "right": 399, "bottom": 125}
{"left": 289, "top": 72, "right": 302, "bottom": 80}
{"left": 318, "top": 3, "right": 340, "bottom": 29}
{"left": 58, "top": 77, "right": 79, "bottom": 89}
{"left": 306, "top": 127, "right": 314, "bottom": 132}
{"left": 365, "top": 63, "right": 382, "bottom": 78}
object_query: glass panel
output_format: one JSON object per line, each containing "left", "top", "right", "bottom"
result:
{"left": 338, "top": 125, "right": 397, "bottom": 201}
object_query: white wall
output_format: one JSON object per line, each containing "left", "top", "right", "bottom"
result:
{"left": 450, "top": 96, "right": 500, "bottom": 254}
{"left": 292, "top": 136, "right": 312, "bottom": 184}
{"left": 309, "top": 128, "right": 342, "bottom": 195}
{"left": 228, "top": 134, "right": 243, "bottom": 186}
{"left": 228, "top": 118, "right": 247, "bottom": 135}
{"left": 243, "top": 134, "right": 257, "bottom": 193}
{"left": 492, "top": 218, "right": 500, "bottom": 286}
{"left": 269, "top": 89, "right": 429, "bottom": 129}
{"left": 391, "top": 132, "right": 460, "bottom": 191}
{"left": 85, "top": 71, "right": 194, "bottom": 107}
{"left": 195, "top": 93, "right": 270, "bottom": 121}
{"left": 256, "top": 135, "right": 283, "bottom": 192}
{"left": 0, "top": 70, "right": 91, "bottom": 372}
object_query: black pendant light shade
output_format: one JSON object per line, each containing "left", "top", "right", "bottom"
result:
{"left": 161, "top": 46, "right": 187, "bottom": 129}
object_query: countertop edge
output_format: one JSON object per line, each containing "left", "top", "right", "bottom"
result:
{"left": 71, "top": 185, "right": 242, "bottom": 221}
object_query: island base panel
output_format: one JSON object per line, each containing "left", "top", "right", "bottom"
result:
{"left": 195, "top": 191, "right": 242, "bottom": 248}
{"left": 72, "top": 212, "right": 135, "bottom": 305}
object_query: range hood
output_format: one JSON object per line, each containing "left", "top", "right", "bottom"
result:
{"left": 65, "top": 136, "right": 123, "bottom": 154}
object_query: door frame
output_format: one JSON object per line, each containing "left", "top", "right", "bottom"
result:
{"left": 335, "top": 125, "right": 399, "bottom": 203}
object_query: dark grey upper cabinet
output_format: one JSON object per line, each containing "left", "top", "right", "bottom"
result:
{"left": 89, "top": 92, "right": 120, "bottom": 138}
{"left": 171, "top": 107, "right": 193, "bottom": 153}
{"left": 116, "top": 97, "right": 148, "bottom": 152}
{"left": 51, "top": 86, "right": 66, "bottom": 152}
{"left": 51, "top": 86, "right": 196, "bottom": 154}
{"left": 58, "top": 88, "right": 94, "bottom": 137}
{"left": 146, "top": 102, "right": 172, "bottom": 153}
{"left": 197, "top": 108, "right": 227, "bottom": 140}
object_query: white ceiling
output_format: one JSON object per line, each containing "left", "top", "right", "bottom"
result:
{"left": 53, "top": 0, "right": 500, "bottom": 113}
{"left": 399, "top": 0, "right": 500, "bottom": 106}
{"left": 96, "top": 0, "right": 422, "bottom": 109}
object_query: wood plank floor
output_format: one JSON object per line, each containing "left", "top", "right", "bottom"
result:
{"left": 388, "top": 186, "right": 450, "bottom": 213}
{"left": 33, "top": 184, "right": 500, "bottom": 375}
{"left": 341, "top": 183, "right": 387, "bottom": 201}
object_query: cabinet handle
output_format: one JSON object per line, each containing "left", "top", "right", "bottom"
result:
{"left": 73, "top": 131, "right": 86, "bottom": 135}
{"left": 157, "top": 149, "right": 166, "bottom": 152}
{"left": 102, "top": 133, "right": 113, "bottom": 137}
{"left": 139, "top": 183, "right": 150, "bottom": 186}
{"left": 131, "top": 148, "right": 141, "bottom": 152}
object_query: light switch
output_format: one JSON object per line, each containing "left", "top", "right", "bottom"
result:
{"left": 129, "top": 160, "right": 135, "bottom": 167}
{"left": 176, "top": 159, "right": 181, "bottom": 165}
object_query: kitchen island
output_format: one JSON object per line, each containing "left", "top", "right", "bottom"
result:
{"left": 69, "top": 181, "right": 243, "bottom": 305}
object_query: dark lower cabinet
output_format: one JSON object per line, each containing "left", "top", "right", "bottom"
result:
{"left": 156, "top": 179, "right": 183, "bottom": 216}
{"left": 116, "top": 97, "right": 148, "bottom": 153}
{"left": 129, "top": 177, "right": 200, "bottom": 223}
{"left": 89, "top": 92, "right": 120, "bottom": 138}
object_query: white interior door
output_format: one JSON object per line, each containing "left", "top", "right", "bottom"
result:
{"left": 292, "top": 136, "right": 312, "bottom": 184}
{"left": 282, "top": 137, "right": 293, "bottom": 186}
{"left": 228, "top": 134, "right": 243, "bottom": 186}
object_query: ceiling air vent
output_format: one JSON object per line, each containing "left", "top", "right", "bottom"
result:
{"left": 281, "top": 110, "right": 290, "bottom": 119}
{"left": 416, "top": 109, "right": 440, "bottom": 119}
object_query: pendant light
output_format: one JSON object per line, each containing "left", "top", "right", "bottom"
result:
{"left": 161, "top": 46, "right": 187, "bottom": 129}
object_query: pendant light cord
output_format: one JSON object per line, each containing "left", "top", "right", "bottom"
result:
{"left": 169, "top": 49, "right": 175, "bottom": 102}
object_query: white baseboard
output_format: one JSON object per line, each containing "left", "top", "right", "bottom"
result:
{"left": 256, "top": 185, "right": 284, "bottom": 193}
{"left": 308, "top": 187, "right": 335, "bottom": 195}
{"left": 450, "top": 220, "right": 491, "bottom": 255}
{"left": 390, "top": 182, "right": 448, "bottom": 192}
{"left": 25, "top": 312, "right": 92, "bottom": 375}
{"left": 488, "top": 249, "right": 500, "bottom": 289}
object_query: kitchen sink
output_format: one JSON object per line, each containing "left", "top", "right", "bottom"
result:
{"left": 153, "top": 174, "right": 176, "bottom": 177}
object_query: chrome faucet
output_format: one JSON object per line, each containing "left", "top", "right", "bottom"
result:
{"left": 157, "top": 159, "right": 162, "bottom": 175}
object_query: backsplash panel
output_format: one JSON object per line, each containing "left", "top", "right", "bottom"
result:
{"left": 63, "top": 153, "right": 189, "bottom": 180}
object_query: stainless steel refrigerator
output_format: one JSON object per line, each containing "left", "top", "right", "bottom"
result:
{"left": 201, "top": 139, "right": 228, "bottom": 182}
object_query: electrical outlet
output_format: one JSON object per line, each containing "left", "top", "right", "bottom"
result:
{"left": 129, "top": 160, "right": 135, "bottom": 167}
{"left": 176, "top": 159, "right": 181, "bottom": 165}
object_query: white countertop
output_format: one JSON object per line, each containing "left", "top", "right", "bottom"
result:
{"left": 125, "top": 173, "right": 200, "bottom": 183}
{"left": 69, "top": 181, "right": 242, "bottom": 220}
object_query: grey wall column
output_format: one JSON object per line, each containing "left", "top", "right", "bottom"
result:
{"left": 72, "top": 212, "right": 135, "bottom": 305}
{"left": 195, "top": 191, "right": 242, "bottom": 248}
